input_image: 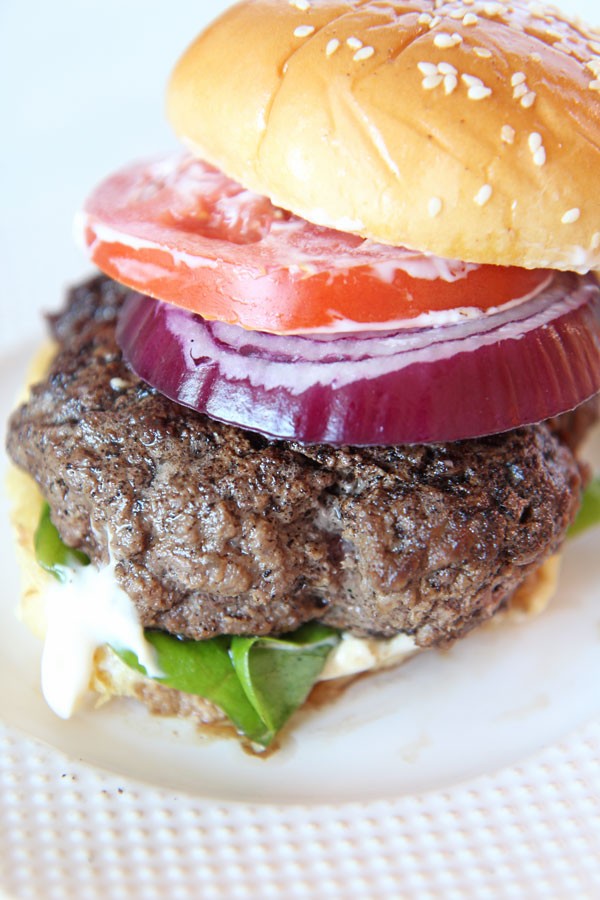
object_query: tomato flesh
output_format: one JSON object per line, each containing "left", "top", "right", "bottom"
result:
{"left": 82, "top": 154, "right": 551, "bottom": 334}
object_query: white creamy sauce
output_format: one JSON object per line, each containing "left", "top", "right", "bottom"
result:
{"left": 84, "top": 219, "right": 219, "bottom": 270}
{"left": 80, "top": 155, "right": 482, "bottom": 289}
{"left": 41, "top": 559, "right": 162, "bottom": 719}
{"left": 319, "top": 633, "right": 418, "bottom": 681}
{"left": 84, "top": 213, "right": 476, "bottom": 286}
{"left": 363, "top": 254, "right": 475, "bottom": 285}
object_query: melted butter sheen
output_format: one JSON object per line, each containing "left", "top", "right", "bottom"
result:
{"left": 41, "top": 560, "right": 163, "bottom": 719}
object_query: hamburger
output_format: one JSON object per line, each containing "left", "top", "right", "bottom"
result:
{"left": 6, "top": 0, "right": 600, "bottom": 750}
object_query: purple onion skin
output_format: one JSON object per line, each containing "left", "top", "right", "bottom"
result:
{"left": 116, "top": 273, "right": 600, "bottom": 446}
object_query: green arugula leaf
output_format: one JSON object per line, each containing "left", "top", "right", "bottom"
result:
{"left": 569, "top": 476, "right": 600, "bottom": 538}
{"left": 115, "top": 633, "right": 272, "bottom": 745}
{"left": 229, "top": 623, "right": 339, "bottom": 736}
{"left": 34, "top": 502, "right": 90, "bottom": 583}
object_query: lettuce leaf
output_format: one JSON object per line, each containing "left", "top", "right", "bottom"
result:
{"left": 117, "top": 624, "right": 338, "bottom": 747}
{"left": 115, "top": 633, "right": 272, "bottom": 745}
{"left": 34, "top": 503, "right": 89, "bottom": 583}
{"left": 229, "top": 625, "right": 339, "bottom": 737}
{"left": 569, "top": 476, "right": 600, "bottom": 538}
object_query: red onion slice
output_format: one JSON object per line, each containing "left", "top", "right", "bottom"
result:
{"left": 116, "top": 272, "right": 600, "bottom": 445}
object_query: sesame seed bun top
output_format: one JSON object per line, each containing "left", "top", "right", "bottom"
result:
{"left": 167, "top": 0, "right": 600, "bottom": 272}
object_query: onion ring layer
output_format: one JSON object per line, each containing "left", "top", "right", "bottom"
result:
{"left": 117, "top": 272, "right": 600, "bottom": 445}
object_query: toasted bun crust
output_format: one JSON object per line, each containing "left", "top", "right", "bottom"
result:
{"left": 168, "top": 0, "right": 600, "bottom": 272}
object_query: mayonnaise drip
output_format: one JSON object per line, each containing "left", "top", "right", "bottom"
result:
{"left": 41, "top": 558, "right": 163, "bottom": 719}
{"left": 39, "top": 556, "right": 419, "bottom": 719}
{"left": 319, "top": 633, "right": 418, "bottom": 681}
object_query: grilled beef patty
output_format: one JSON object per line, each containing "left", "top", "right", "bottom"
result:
{"left": 6, "top": 275, "right": 584, "bottom": 647}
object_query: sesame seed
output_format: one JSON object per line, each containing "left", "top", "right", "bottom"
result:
{"left": 483, "top": 2, "right": 503, "bottom": 15}
{"left": 513, "top": 83, "right": 528, "bottom": 99}
{"left": 419, "top": 62, "right": 461, "bottom": 93}
{"left": 428, "top": 197, "right": 443, "bottom": 217}
{"left": 444, "top": 73, "right": 458, "bottom": 94}
{"left": 561, "top": 208, "right": 580, "bottom": 224}
{"left": 473, "top": 47, "right": 492, "bottom": 58}
{"left": 294, "top": 24, "right": 314, "bottom": 38}
{"left": 461, "top": 74, "right": 492, "bottom": 99}
{"left": 354, "top": 45, "right": 374, "bottom": 61}
{"left": 528, "top": 132, "right": 542, "bottom": 152}
{"left": 418, "top": 62, "right": 438, "bottom": 76}
{"left": 449, "top": 8, "right": 465, "bottom": 19}
{"left": 422, "top": 74, "right": 444, "bottom": 90}
{"left": 428, "top": 16, "right": 442, "bottom": 29}
{"left": 511, "top": 72, "right": 526, "bottom": 86}
{"left": 325, "top": 38, "right": 340, "bottom": 56}
{"left": 433, "top": 32, "right": 462, "bottom": 48}
{"left": 463, "top": 13, "right": 478, "bottom": 25}
{"left": 590, "top": 80, "right": 600, "bottom": 92}
{"left": 532, "top": 147, "right": 546, "bottom": 166}
{"left": 468, "top": 85, "right": 492, "bottom": 99}
{"left": 418, "top": 12, "right": 433, "bottom": 24}
{"left": 501, "top": 125, "right": 515, "bottom": 143}
{"left": 438, "top": 62, "right": 458, "bottom": 75}
{"left": 592, "top": 233, "right": 600, "bottom": 250}
{"left": 474, "top": 184, "right": 493, "bottom": 206}
{"left": 110, "top": 377, "right": 129, "bottom": 391}
{"left": 520, "top": 91, "right": 536, "bottom": 108}
{"left": 289, "top": 0, "right": 310, "bottom": 9}
{"left": 587, "top": 59, "right": 600, "bottom": 76}
{"left": 346, "top": 36, "right": 362, "bottom": 49}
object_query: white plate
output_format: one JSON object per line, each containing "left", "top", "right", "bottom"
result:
{"left": 2, "top": 341, "right": 600, "bottom": 805}
{"left": 2, "top": 1, "right": 600, "bottom": 895}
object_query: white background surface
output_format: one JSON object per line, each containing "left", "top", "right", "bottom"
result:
{"left": 2, "top": 1, "right": 600, "bottom": 897}
{"left": 1, "top": 0, "right": 230, "bottom": 353}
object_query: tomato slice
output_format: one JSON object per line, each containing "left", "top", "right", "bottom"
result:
{"left": 81, "top": 154, "right": 551, "bottom": 335}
